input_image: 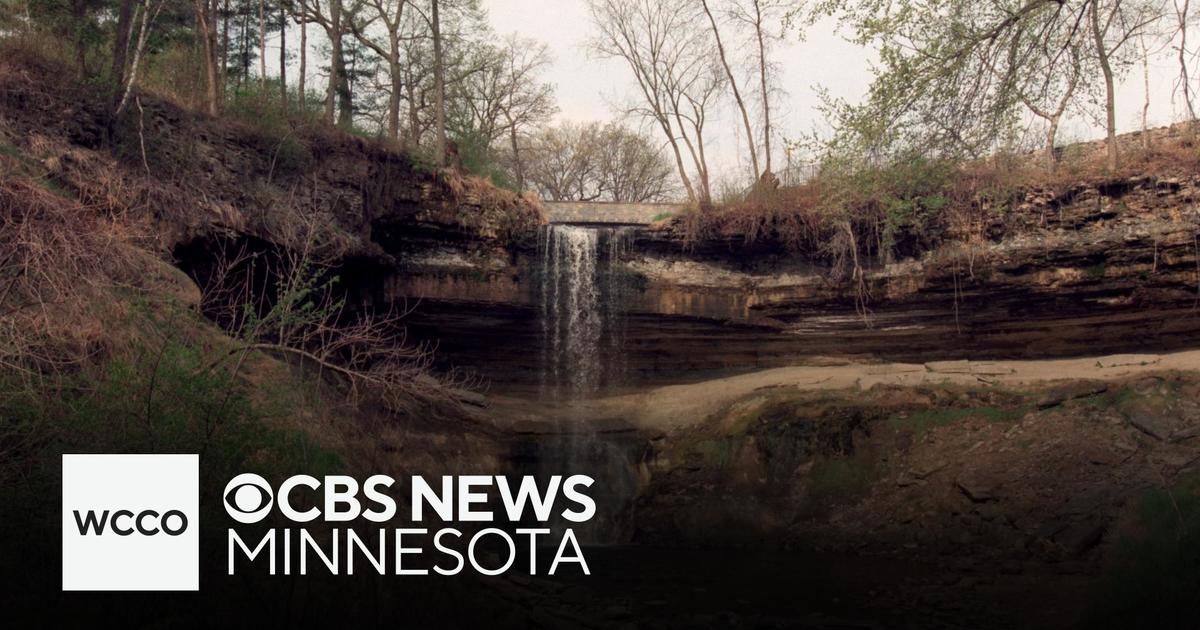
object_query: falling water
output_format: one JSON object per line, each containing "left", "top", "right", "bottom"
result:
{"left": 538, "top": 225, "right": 632, "bottom": 399}
{"left": 535, "top": 224, "right": 638, "bottom": 544}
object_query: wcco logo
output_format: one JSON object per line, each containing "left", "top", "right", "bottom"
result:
{"left": 72, "top": 507, "right": 189, "bottom": 537}
{"left": 61, "top": 454, "right": 199, "bottom": 591}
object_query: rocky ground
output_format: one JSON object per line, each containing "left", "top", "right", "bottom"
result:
{"left": 481, "top": 352, "right": 1200, "bottom": 628}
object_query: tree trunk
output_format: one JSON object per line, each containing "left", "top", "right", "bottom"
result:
{"left": 656, "top": 116, "right": 696, "bottom": 202}
{"left": 407, "top": 79, "right": 420, "bottom": 149}
{"left": 334, "top": 41, "right": 353, "bottom": 127}
{"left": 299, "top": 15, "right": 306, "bottom": 111}
{"left": 431, "top": 0, "right": 447, "bottom": 166}
{"left": 221, "top": 0, "right": 229, "bottom": 95}
{"left": 696, "top": 126, "right": 712, "bottom": 203}
{"left": 111, "top": 0, "right": 135, "bottom": 89}
{"left": 1091, "top": 1, "right": 1118, "bottom": 171}
{"left": 700, "top": 0, "right": 758, "bottom": 179}
{"left": 509, "top": 124, "right": 524, "bottom": 190}
{"left": 258, "top": 0, "right": 266, "bottom": 89}
{"left": 753, "top": 0, "right": 772, "bottom": 175}
{"left": 388, "top": 60, "right": 402, "bottom": 141}
{"left": 196, "top": 0, "right": 221, "bottom": 116}
{"left": 279, "top": 2, "right": 287, "bottom": 110}
{"left": 116, "top": 0, "right": 159, "bottom": 116}
{"left": 672, "top": 108, "right": 707, "bottom": 202}
{"left": 1045, "top": 115, "right": 1060, "bottom": 170}
{"left": 238, "top": 12, "right": 248, "bottom": 88}
{"left": 1142, "top": 36, "right": 1151, "bottom": 151}
{"left": 71, "top": 0, "right": 89, "bottom": 76}
{"left": 1180, "top": 0, "right": 1197, "bottom": 121}
{"left": 324, "top": 0, "right": 339, "bottom": 124}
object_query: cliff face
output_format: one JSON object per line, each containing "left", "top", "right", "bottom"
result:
{"left": 392, "top": 169, "right": 1200, "bottom": 391}
{"left": 6, "top": 48, "right": 1200, "bottom": 395}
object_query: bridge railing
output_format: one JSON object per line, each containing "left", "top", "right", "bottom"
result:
{"left": 542, "top": 201, "right": 687, "bottom": 225}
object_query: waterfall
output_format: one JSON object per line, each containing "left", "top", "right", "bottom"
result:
{"left": 536, "top": 224, "right": 639, "bottom": 545}
{"left": 538, "top": 225, "right": 632, "bottom": 399}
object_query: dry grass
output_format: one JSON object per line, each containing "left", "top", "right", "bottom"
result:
{"left": 0, "top": 37, "right": 547, "bottom": 254}
{"left": 667, "top": 126, "right": 1200, "bottom": 324}
{"left": 0, "top": 39, "right": 517, "bottom": 418}
{"left": 428, "top": 169, "right": 547, "bottom": 240}
{"left": 676, "top": 122, "right": 1200, "bottom": 265}
{"left": 0, "top": 168, "right": 149, "bottom": 380}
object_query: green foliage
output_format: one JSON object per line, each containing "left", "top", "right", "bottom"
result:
{"left": 236, "top": 246, "right": 342, "bottom": 345}
{"left": 450, "top": 128, "right": 517, "bottom": 191}
{"left": 854, "top": 156, "right": 953, "bottom": 254}
{"left": 25, "top": 0, "right": 105, "bottom": 70}
{"left": 810, "top": 0, "right": 1063, "bottom": 163}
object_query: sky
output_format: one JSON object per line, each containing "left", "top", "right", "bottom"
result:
{"left": 482, "top": 0, "right": 1193, "bottom": 181}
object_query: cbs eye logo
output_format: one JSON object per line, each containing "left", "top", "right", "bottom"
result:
{"left": 223, "top": 473, "right": 273, "bottom": 524}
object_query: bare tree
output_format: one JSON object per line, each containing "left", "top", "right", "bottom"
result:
{"left": 195, "top": 0, "right": 222, "bottom": 115}
{"left": 728, "top": 0, "right": 785, "bottom": 175}
{"left": 1141, "top": 32, "right": 1152, "bottom": 149}
{"left": 1002, "top": 10, "right": 1091, "bottom": 169}
{"left": 1090, "top": 0, "right": 1161, "bottom": 170}
{"left": 296, "top": 0, "right": 354, "bottom": 126}
{"left": 348, "top": 0, "right": 410, "bottom": 141}
{"left": 523, "top": 122, "right": 606, "bottom": 201}
{"left": 1174, "top": 0, "right": 1197, "bottom": 120}
{"left": 387, "top": 1, "right": 476, "bottom": 151}
{"left": 221, "top": 0, "right": 230, "bottom": 94}
{"left": 1023, "top": 50, "right": 1083, "bottom": 170}
{"left": 279, "top": 1, "right": 287, "bottom": 109}
{"left": 398, "top": 23, "right": 433, "bottom": 148}
{"left": 111, "top": 0, "right": 136, "bottom": 92}
{"left": 594, "top": 123, "right": 680, "bottom": 201}
{"left": 522, "top": 122, "right": 677, "bottom": 202}
{"left": 258, "top": 0, "right": 267, "bottom": 89}
{"left": 297, "top": 7, "right": 307, "bottom": 110}
{"left": 115, "top": 0, "right": 169, "bottom": 116}
{"left": 701, "top": 0, "right": 760, "bottom": 178}
{"left": 751, "top": 0, "right": 774, "bottom": 174}
{"left": 668, "top": 59, "right": 723, "bottom": 202}
{"left": 497, "top": 36, "right": 557, "bottom": 190}
{"left": 587, "top": 0, "right": 720, "bottom": 203}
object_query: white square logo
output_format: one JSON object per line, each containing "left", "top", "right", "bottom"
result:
{"left": 62, "top": 454, "right": 199, "bottom": 591}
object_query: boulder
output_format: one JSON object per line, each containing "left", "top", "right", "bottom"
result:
{"left": 1124, "top": 402, "right": 1178, "bottom": 440}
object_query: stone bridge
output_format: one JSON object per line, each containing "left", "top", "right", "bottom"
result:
{"left": 543, "top": 201, "right": 687, "bottom": 225}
